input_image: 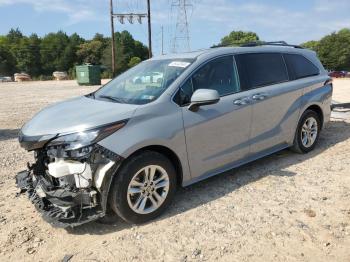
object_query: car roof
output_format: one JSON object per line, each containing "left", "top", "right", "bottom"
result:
{"left": 150, "top": 50, "right": 208, "bottom": 60}
{"left": 152, "top": 46, "right": 316, "bottom": 61}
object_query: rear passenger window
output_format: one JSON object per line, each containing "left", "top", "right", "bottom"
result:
{"left": 235, "top": 53, "right": 289, "bottom": 90}
{"left": 284, "top": 54, "right": 319, "bottom": 80}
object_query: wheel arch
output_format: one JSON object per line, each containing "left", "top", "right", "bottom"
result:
{"left": 291, "top": 103, "right": 325, "bottom": 147}
{"left": 123, "top": 145, "right": 184, "bottom": 186}
{"left": 305, "top": 104, "right": 324, "bottom": 129}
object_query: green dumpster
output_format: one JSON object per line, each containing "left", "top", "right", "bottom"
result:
{"left": 76, "top": 65, "right": 101, "bottom": 85}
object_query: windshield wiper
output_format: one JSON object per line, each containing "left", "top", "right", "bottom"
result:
{"left": 85, "top": 92, "right": 95, "bottom": 99}
{"left": 99, "top": 95, "right": 126, "bottom": 103}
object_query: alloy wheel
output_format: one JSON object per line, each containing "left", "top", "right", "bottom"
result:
{"left": 301, "top": 116, "right": 318, "bottom": 148}
{"left": 127, "top": 165, "right": 170, "bottom": 214}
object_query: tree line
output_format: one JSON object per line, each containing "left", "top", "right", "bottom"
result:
{"left": 302, "top": 29, "right": 350, "bottom": 71}
{"left": 0, "top": 28, "right": 149, "bottom": 79}
{"left": 1, "top": 27, "right": 349, "bottom": 79}
{"left": 215, "top": 29, "right": 350, "bottom": 71}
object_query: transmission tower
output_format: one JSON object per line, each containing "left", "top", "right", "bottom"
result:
{"left": 171, "top": 0, "right": 192, "bottom": 53}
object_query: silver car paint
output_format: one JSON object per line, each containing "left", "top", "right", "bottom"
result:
{"left": 21, "top": 96, "right": 138, "bottom": 136}
{"left": 181, "top": 90, "right": 253, "bottom": 179}
{"left": 98, "top": 100, "right": 192, "bottom": 182}
{"left": 300, "top": 78, "right": 332, "bottom": 127}
{"left": 248, "top": 80, "right": 302, "bottom": 154}
{"left": 22, "top": 46, "right": 332, "bottom": 187}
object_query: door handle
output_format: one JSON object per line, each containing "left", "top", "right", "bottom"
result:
{"left": 252, "top": 93, "right": 267, "bottom": 101}
{"left": 233, "top": 98, "right": 250, "bottom": 106}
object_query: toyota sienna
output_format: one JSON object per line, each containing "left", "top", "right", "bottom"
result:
{"left": 16, "top": 42, "right": 332, "bottom": 227}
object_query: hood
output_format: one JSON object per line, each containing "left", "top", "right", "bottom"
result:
{"left": 21, "top": 96, "right": 138, "bottom": 138}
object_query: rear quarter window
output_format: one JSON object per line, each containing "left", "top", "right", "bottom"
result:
{"left": 284, "top": 54, "right": 319, "bottom": 80}
{"left": 235, "top": 53, "right": 289, "bottom": 90}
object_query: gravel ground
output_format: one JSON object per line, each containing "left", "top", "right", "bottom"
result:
{"left": 0, "top": 79, "right": 349, "bottom": 262}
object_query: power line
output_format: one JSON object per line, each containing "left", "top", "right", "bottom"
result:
{"left": 110, "top": 0, "right": 152, "bottom": 65}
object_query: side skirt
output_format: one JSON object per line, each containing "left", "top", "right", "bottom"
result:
{"left": 182, "top": 143, "right": 290, "bottom": 187}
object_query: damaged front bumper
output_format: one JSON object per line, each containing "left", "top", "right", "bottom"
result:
{"left": 16, "top": 144, "right": 123, "bottom": 228}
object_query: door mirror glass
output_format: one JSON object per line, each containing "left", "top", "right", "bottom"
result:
{"left": 188, "top": 89, "right": 220, "bottom": 111}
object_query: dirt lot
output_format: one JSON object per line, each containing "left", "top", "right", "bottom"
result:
{"left": 0, "top": 79, "right": 349, "bottom": 262}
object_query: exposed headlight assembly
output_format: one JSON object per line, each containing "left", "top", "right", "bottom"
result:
{"left": 46, "top": 120, "right": 127, "bottom": 157}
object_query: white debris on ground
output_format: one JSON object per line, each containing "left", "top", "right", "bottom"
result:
{"left": 0, "top": 79, "right": 349, "bottom": 261}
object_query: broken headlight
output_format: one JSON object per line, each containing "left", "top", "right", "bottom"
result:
{"left": 46, "top": 120, "right": 127, "bottom": 157}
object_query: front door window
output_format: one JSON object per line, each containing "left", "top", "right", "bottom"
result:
{"left": 177, "top": 56, "right": 240, "bottom": 105}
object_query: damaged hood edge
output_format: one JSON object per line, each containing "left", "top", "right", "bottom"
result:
{"left": 19, "top": 132, "right": 58, "bottom": 151}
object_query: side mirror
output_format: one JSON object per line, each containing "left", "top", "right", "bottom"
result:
{"left": 188, "top": 89, "right": 220, "bottom": 111}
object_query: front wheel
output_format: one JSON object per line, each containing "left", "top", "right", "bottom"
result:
{"left": 109, "top": 151, "right": 177, "bottom": 224}
{"left": 291, "top": 110, "right": 321, "bottom": 153}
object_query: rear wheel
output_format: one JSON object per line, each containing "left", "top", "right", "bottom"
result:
{"left": 109, "top": 151, "right": 177, "bottom": 224}
{"left": 291, "top": 110, "right": 321, "bottom": 153}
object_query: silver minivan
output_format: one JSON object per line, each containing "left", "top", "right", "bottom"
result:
{"left": 17, "top": 43, "right": 332, "bottom": 227}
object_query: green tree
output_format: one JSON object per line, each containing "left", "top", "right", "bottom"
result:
{"left": 115, "top": 31, "right": 138, "bottom": 72}
{"left": 301, "top": 40, "right": 319, "bottom": 51}
{"left": 133, "top": 41, "right": 149, "bottom": 60}
{"left": 27, "top": 34, "right": 42, "bottom": 76}
{"left": 1, "top": 29, "right": 41, "bottom": 76}
{"left": 40, "top": 31, "right": 84, "bottom": 74}
{"left": 92, "top": 33, "right": 108, "bottom": 48}
{"left": 318, "top": 29, "right": 350, "bottom": 70}
{"left": 7, "top": 28, "right": 23, "bottom": 45}
{"left": 77, "top": 39, "right": 105, "bottom": 64}
{"left": 14, "top": 37, "right": 34, "bottom": 73}
{"left": 215, "top": 30, "right": 260, "bottom": 46}
{"left": 11, "top": 34, "right": 42, "bottom": 76}
{"left": 128, "top": 57, "right": 141, "bottom": 68}
{"left": 40, "top": 31, "right": 70, "bottom": 74}
{"left": 65, "top": 33, "right": 85, "bottom": 67}
{"left": 101, "top": 30, "right": 148, "bottom": 75}
{"left": 0, "top": 35, "right": 16, "bottom": 75}
{"left": 302, "top": 28, "right": 350, "bottom": 71}
{"left": 0, "top": 29, "right": 149, "bottom": 77}
{"left": 0, "top": 45, "right": 16, "bottom": 76}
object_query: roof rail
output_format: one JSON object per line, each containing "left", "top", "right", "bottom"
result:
{"left": 240, "top": 41, "right": 304, "bottom": 49}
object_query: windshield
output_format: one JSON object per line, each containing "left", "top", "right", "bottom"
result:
{"left": 94, "top": 58, "right": 195, "bottom": 105}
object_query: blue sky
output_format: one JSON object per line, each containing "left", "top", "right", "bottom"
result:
{"left": 0, "top": 0, "right": 349, "bottom": 56}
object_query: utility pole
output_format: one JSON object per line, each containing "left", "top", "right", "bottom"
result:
{"left": 161, "top": 26, "right": 164, "bottom": 55}
{"left": 109, "top": 0, "right": 116, "bottom": 76}
{"left": 147, "top": 0, "right": 152, "bottom": 58}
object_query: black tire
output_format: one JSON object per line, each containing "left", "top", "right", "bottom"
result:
{"left": 291, "top": 110, "right": 321, "bottom": 154}
{"left": 109, "top": 151, "right": 177, "bottom": 224}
